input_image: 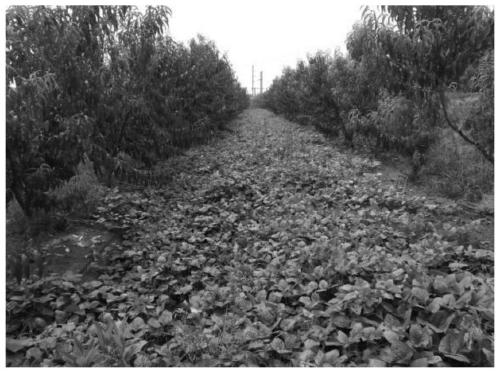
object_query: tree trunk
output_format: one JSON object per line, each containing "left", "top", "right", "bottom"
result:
{"left": 438, "top": 89, "right": 493, "bottom": 164}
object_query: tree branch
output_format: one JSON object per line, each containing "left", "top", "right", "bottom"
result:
{"left": 438, "top": 89, "right": 493, "bottom": 164}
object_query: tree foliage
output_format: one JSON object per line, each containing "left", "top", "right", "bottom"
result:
{"left": 263, "top": 5, "right": 494, "bottom": 168}
{"left": 6, "top": 5, "right": 248, "bottom": 216}
{"left": 374, "top": 6, "right": 494, "bottom": 163}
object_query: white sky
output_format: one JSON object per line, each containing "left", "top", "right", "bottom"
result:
{"left": 165, "top": 0, "right": 363, "bottom": 92}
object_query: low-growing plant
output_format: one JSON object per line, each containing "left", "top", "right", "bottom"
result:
{"left": 47, "top": 155, "right": 104, "bottom": 217}
{"left": 55, "top": 338, "right": 107, "bottom": 367}
{"left": 421, "top": 129, "right": 493, "bottom": 200}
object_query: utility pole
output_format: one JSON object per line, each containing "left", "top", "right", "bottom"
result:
{"left": 251, "top": 66, "right": 264, "bottom": 96}
{"left": 260, "top": 71, "right": 263, "bottom": 94}
{"left": 251, "top": 65, "right": 255, "bottom": 96}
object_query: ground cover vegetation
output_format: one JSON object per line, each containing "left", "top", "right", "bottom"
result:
{"left": 5, "top": 5, "right": 494, "bottom": 368}
{"left": 6, "top": 110, "right": 494, "bottom": 367}
{"left": 262, "top": 6, "right": 494, "bottom": 198}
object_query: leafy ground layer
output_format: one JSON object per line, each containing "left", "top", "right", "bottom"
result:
{"left": 6, "top": 109, "right": 494, "bottom": 367}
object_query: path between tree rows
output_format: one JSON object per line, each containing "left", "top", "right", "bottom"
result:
{"left": 8, "top": 109, "right": 494, "bottom": 367}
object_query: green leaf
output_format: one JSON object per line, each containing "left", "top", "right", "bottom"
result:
{"left": 147, "top": 318, "right": 161, "bottom": 329}
{"left": 336, "top": 330, "right": 349, "bottom": 345}
{"left": 323, "top": 349, "right": 340, "bottom": 365}
{"left": 368, "top": 358, "right": 386, "bottom": 367}
{"left": 439, "top": 330, "right": 465, "bottom": 355}
{"left": 411, "top": 286, "right": 429, "bottom": 304}
{"left": 443, "top": 353, "right": 470, "bottom": 364}
{"left": 433, "top": 277, "right": 449, "bottom": 294}
{"left": 482, "top": 348, "right": 494, "bottom": 366}
{"left": 270, "top": 337, "right": 290, "bottom": 354}
{"left": 409, "top": 324, "right": 431, "bottom": 348}
{"left": 83, "top": 280, "right": 102, "bottom": 289}
{"left": 391, "top": 340, "right": 414, "bottom": 363}
{"left": 26, "top": 347, "right": 43, "bottom": 361}
{"left": 383, "top": 329, "right": 400, "bottom": 344}
{"left": 123, "top": 340, "right": 148, "bottom": 364}
{"left": 410, "top": 357, "right": 429, "bottom": 367}
{"left": 177, "top": 284, "right": 193, "bottom": 294}
{"left": 361, "top": 326, "right": 379, "bottom": 341}
{"left": 427, "top": 297, "right": 443, "bottom": 313}
{"left": 331, "top": 314, "right": 351, "bottom": 328}
{"left": 427, "top": 355, "right": 443, "bottom": 365}
{"left": 428, "top": 311, "right": 455, "bottom": 333}
{"left": 130, "top": 317, "right": 146, "bottom": 331}
{"left": 6, "top": 338, "right": 34, "bottom": 353}
{"left": 303, "top": 338, "right": 320, "bottom": 350}
{"left": 158, "top": 310, "right": 173, "bottom": 325}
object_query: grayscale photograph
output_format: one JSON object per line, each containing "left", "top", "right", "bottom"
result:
{"left": 4, "top": 0, "right": 495, "bottom": 368}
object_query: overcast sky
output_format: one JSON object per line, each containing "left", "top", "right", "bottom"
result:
{"left": 165, "top": 0, "right": 363, "bottom": 93}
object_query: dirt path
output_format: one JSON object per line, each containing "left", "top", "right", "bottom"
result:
{"left": 7, "top": 109, "right": 494, "bottom": 367}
